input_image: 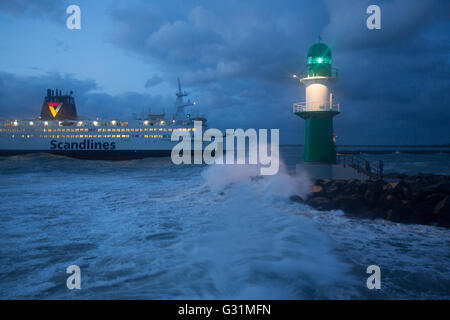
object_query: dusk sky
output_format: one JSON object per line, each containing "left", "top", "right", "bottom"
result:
{"left": 0, "top": 0, "right": 448, "bottom": 144}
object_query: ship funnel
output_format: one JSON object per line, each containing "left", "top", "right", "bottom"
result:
{"left": 40, "top": 89, "right": 78, "bottom": 120}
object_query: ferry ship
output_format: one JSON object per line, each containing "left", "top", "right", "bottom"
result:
{"left": 0, "top": 80, "right": 206, "bottom": 160}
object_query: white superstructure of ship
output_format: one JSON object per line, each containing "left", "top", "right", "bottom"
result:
{"left": 0, "top": 80, "right": 206, "bottom": 159}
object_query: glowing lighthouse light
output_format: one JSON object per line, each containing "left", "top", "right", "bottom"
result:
{"left": 293, "top": 39, "right": 340, "bottom": 163}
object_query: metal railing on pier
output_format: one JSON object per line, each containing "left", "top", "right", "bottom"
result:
{"left": 337, "top": 153, "right": 384, "bottom": 180}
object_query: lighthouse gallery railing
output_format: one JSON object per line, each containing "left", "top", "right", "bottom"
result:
{"left": 293, "top": 102, "right": 340, "bottom": 113}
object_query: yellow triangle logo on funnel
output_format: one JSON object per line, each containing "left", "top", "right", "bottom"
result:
{"left": 48, "top": 103, "right": 62, "bottom": 118}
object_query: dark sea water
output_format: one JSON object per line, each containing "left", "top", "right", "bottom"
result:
{"left": 0, "top": 146, "right": 449, "bottom": 299}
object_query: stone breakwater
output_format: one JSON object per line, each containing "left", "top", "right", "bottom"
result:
{"left": 291, "top": 174, "right": 450, "bottom": 228}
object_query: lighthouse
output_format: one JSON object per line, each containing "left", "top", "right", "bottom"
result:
{"left": 293, "top": 40, "right": 339, "bottom": 163}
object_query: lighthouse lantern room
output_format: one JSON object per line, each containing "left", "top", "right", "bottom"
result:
{"left": 294, "top": 40, "right": 340, "bottom": 163}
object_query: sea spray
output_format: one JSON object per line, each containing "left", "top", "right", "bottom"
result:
{"left": 194, "top": 161, "right": 353, "bottom": 298}
{"left": 201, "top": 149, "right": 312, "bottom": 199}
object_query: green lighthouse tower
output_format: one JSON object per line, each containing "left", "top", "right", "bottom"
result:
{"left": 294, "top": 40, "right": 339, "bottom": 163}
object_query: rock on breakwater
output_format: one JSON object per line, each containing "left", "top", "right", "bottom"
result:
{"left": 291, "top": 174, "right": 450, "bottom": 228}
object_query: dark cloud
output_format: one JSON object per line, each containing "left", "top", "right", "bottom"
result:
{"left": 322, "top": 0, "right": 448, "bottom": 51}
{"left": 0, "top": 0, "right": 66, "bottom": 21}
{"left": 0, "top": 71, "right": 172, "bottom": 120}
{"left": 104, "top": 0, "right": 450, "bottom": 144}
{"left": 1, "top": 0, "right": 449, "bottom": 145}
{"left": 144, "top": 75, "right": 163, "bottom": 88}
{"left": 0, "top": 72, "right": 96, "bottom": 119}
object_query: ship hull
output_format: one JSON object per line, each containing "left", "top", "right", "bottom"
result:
{"left": 0, "top": 149, "right": 172, "bottom": 160}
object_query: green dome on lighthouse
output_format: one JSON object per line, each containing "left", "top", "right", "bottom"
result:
{"left": 307, "top": 42, "right": 332, "bottom": 77}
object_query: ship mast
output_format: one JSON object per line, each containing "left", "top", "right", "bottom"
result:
{"left": 174, "top": 78, "right": 195, "bottom": 122}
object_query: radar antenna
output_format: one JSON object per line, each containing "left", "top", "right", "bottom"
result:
{"left": 176, "top": 78, "right": 188, "bottom": 98}
{"left": 174, "top": 78, "right": 195, "bottom": 122}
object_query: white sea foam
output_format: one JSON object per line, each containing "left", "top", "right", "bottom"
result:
{"left": 0, "top": 149, "right": 449, "bottom": 299}
{"left": 195, "top": 161, "right": 353, "bottom": 299}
